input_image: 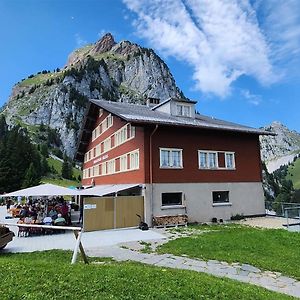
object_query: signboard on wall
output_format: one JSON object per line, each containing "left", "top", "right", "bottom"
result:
{"left": 84, "top": 204, "right": 97, "bottom": 210}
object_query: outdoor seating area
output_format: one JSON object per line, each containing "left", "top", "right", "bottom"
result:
{"left": 6, "top": 196, "right": 78, "bottom": 237}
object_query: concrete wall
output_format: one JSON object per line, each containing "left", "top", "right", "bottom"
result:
{"left": 143, "top": 182, "right": 265, "bottom": 224}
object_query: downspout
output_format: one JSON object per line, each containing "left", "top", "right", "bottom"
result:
{"left": 149, "top": 125, "right": 158, "bottom": 226}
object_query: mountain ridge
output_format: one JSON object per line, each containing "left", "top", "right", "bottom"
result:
{"left": 2, "top": 33, "right": 184, "bottom": 157}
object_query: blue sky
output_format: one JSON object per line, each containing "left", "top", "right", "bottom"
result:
{"left": 0, "top": 0, "right": 299, "bottom": 131}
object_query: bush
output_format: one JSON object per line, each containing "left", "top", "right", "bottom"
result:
{"left": 230, "top": 214, "right": 245, "bottom": 221}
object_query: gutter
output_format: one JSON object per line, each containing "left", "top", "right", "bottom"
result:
{"left": 149, "top": 124, "right": 158, "bottom": 226}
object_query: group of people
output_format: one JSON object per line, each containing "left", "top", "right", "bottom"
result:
{"left": 8, "top": 196, "right": 73, "bottom": 229}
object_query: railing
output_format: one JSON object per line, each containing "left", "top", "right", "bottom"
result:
{"left": 265, "top": 201, "right": 300, "bottom": 218}
{"left": 265, "top": 201, "right": 300, "bottom": 229}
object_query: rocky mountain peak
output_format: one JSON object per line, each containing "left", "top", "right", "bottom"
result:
{"left": 111, "top": 40, "right": 140, "bottom": 56}
{"left": 2, "top": 34, "right": 183, "bottom": 158}
{"left": 89, "top": 33, "right": 116, "bottom": 55}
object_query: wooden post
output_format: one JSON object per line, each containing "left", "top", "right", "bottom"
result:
{"left": 73, "top": 230, "right": 89, "bottom": 264}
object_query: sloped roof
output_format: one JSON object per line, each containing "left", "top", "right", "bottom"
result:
{"left": 90, "top": 99, "right": 272, "bottom": 135}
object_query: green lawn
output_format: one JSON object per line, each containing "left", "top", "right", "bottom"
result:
{"left": 0, "top": 250, "right": 293, "bottom": 300}
{"left": 159, "top": 225, "right": 300, "bottom": 280}
{"left": 287, "top": 157, "right": 300, "bottom": 189}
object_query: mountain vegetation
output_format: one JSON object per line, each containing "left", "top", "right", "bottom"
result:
{"left": 263, "top": 155, "right": 300, "bottom": 213}
{"left": 0, "top": 115, "right": 45, "bottom": 193}
{"left": 0, "top": 115, "right": 81, "bottom": 193}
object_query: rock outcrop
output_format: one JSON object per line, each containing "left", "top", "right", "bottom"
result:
{"left": 260, "top": 121, "right": 300, "bottom": 172}
{"left": 2, "top": 33, "right": 184, "bottom": 157}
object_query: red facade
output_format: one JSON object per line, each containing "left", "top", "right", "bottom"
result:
{"left": 82, "top": 111, "right": 262, "bottom": 186}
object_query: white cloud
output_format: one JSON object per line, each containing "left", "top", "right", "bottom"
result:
{"left": 75, "top": 33, "right": 87, "bottom": 47}
{"left": 241, "top": 89, "right": 262, "bottom": 106}
{"left": 123, "top": 0, "right": 299, "bottom": 97}
{"left": 256, "top": 0, "right": 300, "bottom": 61}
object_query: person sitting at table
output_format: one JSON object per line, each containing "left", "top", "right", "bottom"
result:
{"left": 54, "top": 214, "right": 66, "bottom": 226}
{"left": 43, "top": 216, "right": 53, "bottom": 225}
{"left": 48, "top": 207, "right": 58, "bottom": 220}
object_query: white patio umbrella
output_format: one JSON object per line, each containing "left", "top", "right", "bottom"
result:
{"left": 0, "top": 183, "right": 82, "bottom": 197}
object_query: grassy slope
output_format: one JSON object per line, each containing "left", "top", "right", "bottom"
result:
{"left": 0, "top": 250, "right": 292, "bottom": 300}
{"left": 19, "top": 72, "right": 62, "bottom": 87}
{"left": 41, "top": 157, "right": 81, "bottom": 188}
{"left": 286, "top": 157, "right": 300, "bottom": 189}
{"left": 159, "top": 225, "right": 300, "bottom": 280}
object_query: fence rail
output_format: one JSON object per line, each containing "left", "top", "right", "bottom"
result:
{"left": 265, "top": 201, "right": 300, "bottom": 218}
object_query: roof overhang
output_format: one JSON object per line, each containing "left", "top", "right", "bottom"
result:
{"left": 79, "top": 184, "right": 140, "bottom": 196}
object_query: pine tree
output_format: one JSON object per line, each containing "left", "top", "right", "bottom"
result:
{"left": 22, "top": 163, "right": 40, "bottom": 188}
{"left": 61, "top": 155, "right": 73, "bottom": 179}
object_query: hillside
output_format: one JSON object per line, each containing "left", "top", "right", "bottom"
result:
{"left": 1, "top": 33, "right": 183, "bottom": 158}
{"left": 41, "top": 156, "right": 82, "bottom": 187}
{"left": 286, "top": 156, "right": 300, "bottom": 189}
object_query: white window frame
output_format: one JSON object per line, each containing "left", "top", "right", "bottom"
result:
{"left": 120, "top": 155, "right": 128, "bottom": 171}
{"left": 198, "top": 150, "right": 218, "bottom": 169}
{"left": 225, "top": 152, "right": 235, "bottom": 169}
{"left": 159, "top": 148, "right": 183, "bottom": 169}
{"left": 176, "top": 104, "right": 191, "bottom": 117}
{"left": 130, "top": 151, "right": 139, "bottom": 170}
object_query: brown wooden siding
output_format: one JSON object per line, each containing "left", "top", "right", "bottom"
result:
{"left": 82, "top": 113, "right": 146, "bottom": 185}
{"left": 146, "top": 126, "right": 262, "bottom": 183}
{"left": 81, "top": 109, "right": 263, "bottom": 186}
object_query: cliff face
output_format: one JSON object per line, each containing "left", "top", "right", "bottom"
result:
{"left": 260, "top": 121, "right": 300, "bottom": 172}
{"left": 2, "top": 33, "right": 183, "bottom": 157}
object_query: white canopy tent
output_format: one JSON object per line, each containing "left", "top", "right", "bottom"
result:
{"left": 0, "top": 183, "right": 140, "bottom": 198}
{"left": 0, "top": 183, "right": 82, "bottom": 197}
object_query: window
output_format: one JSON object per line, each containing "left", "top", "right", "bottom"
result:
{"left": 103, "top": 138, "right": 111, "bottom": 152}
{"left": 99, "top": 108, "right": 103, "bottom": 117}
{"left": 130, "top": 151, "right": 139, "bottom": 170}
{"left": 162, "top": 192, "right": 183, "bottom": 206}
{"left": 107, "top": 114, "right": 113, "bottom": 128}
{"left": 212, "top": 191, "right": 229, "bottom": 203}
{"left": 225, "top": 152, "right": 235, "bottom": 169}
{"left": 176, "top": 104, "right": 191, "bottom": 117}
{"left": 160, "top": 148, "right": 183, "bottom": 168}
{"left": 102, "top": 162, "right": 107, "bottom": 175}
{"left": 107, "top": 160, "right": 115, "bottom": 174}
{"left": 198, "top": 151, "right": 218, "bottom": 169}
{"left": 120, "top": 155, "right": 127, "bottom": 171}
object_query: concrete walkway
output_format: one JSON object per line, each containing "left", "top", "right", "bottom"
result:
{"left": 88, "top": 243, "right": 300, "bottom": 298}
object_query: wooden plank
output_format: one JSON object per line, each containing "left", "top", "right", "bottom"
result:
{"left": 116, "top": 196, "right": 144, "bottom": 228}
{"left": 83, "top": 197, "right": 114, "bottom": 231}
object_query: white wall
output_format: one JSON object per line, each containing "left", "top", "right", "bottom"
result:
{"left": 144, "top": 182, "right": 265, "bottom": 224}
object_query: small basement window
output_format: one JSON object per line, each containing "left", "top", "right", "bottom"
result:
{"left": 212, "top": 191, "right": 229, "bottom": 203}
{"left": 162, "top": 192, "right": 182, "bottom": 206}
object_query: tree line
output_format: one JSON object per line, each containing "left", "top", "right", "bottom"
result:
{"left": 0, "top": 116, "right": 79, "bottom": 194}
